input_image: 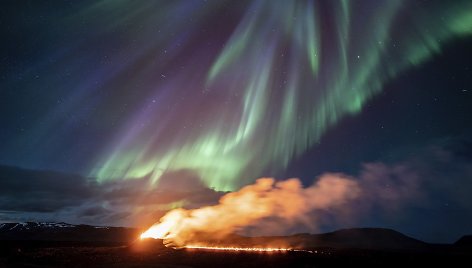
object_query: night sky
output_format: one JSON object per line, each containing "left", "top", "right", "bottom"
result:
{"left": 1, "top": 0, "right": 471, "bottom": 243}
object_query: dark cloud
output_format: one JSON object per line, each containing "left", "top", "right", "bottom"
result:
{"left": 0, "top": 166, "right": 224, "bottom": 226}
{"left": 98, "top": 170, "right": 225, "bottom": 210}
{"left": 348, "top": 137, "right": 472, "bottom": 242}
{"left": 0, "top": 165, "right": 98, "bottom": 212}
{"left": 78, "top": 206, "right": 111, "bottom": 217}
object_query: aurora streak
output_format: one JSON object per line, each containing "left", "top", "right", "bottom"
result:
{"left": 92, "top": 0, "right": 472, "bottom": 191}
{"left": 3, "top": 1, "right": 471, "bottom": 191}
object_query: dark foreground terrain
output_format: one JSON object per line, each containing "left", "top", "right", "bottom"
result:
{"left": 0, "top": 223, "right": 471, "bottom": 267}
{"left": 1, "top": 240, "right": 471, "bottom": 268}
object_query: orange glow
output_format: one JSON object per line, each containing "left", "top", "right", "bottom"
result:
{"left": 183, "top": 245, "right": 315, "bottom": 254}
{"left": 140, "top": 209, "right": 184, "bottom": 239}
{"left": 184, "top": 245, "right": 292, "bottom": 252}
{"left": 140, "top": 220, "right": 174, "bottom": 239}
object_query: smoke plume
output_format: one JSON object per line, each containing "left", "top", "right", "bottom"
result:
{"left": 141, "top": 175, "right": 359, "bottom": 246}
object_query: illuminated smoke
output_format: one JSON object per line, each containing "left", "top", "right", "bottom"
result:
{"left": 141, "top": 175, "right": 359, "bottom": 246}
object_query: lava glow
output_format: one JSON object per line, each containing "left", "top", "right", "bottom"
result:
{"left": 184, "top": 245, "right": 293, "bottom": 252}
{"left": 140, "top": 220, "right": 174, "bottom": 240}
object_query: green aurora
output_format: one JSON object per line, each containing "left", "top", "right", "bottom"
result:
{"left": 89, "top": 0, "right": 472, "bottom": 191}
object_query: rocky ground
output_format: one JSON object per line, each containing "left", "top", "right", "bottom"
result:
{"left": 0, "top": 239, "right": 471, "bottom": 268}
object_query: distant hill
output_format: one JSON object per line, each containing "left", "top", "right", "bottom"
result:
{"left": 287, "top": 228, "right": 428, "bottom": 250}
{"left": 455, "top": 235, "right": 472, "bottom": 248}
{"left": 209, "top": 228, "right": 429, "bottom": 251}
{"left": 0, "top": 222, "right": 139, "bottom": 243}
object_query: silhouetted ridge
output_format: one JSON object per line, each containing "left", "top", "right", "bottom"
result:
{"left": 301, "top": 228, "right": 427, "bottom": 250}
{"left": 454, "top": 235, "right": 472, "bottom": 247}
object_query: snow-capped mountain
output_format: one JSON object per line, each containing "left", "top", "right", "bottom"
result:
{"left": 0, "top": 222, "right": 76, "bottom": 231}
{"left": 0, "top": 222, "right": 139, "bottom": 242}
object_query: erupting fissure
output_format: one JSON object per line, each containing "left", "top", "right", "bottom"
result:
{"left": 184, "top": 245, "right": 293, "bottom": 252}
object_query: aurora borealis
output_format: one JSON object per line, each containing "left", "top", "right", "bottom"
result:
{"left": 92, "top": 0, "right": 472, "bottom": 191}
{"left": 1, "top": 0, "right": 472, "bottom": 242}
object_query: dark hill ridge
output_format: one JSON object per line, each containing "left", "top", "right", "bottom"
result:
{"left": 212, "top": 228, "right": 428, "bottom": 251}
{"left": 455, "top": 235, "right": 472, "bottom": 247}
{"left": 295, "top": 228, "right": 428, "bottom": 250}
